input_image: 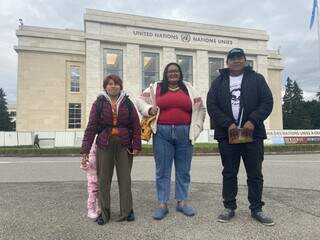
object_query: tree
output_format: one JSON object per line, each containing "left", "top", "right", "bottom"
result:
{"left": 316, "top": 87, "right": 320, "bottom": 101}
{"left": 282, "top": 77, "right": 294, "bottom": 114}
{"left": 302, "top": 100, "right": 320, "bottom": 129}
{"left": 282, "top": 78, "right": 312, "bottom": 129}
{"left": 291, "top": 81, "right": 303, "bottom": 105}
{"left": 0, "top": 88, "right": 13, "bottom": 131}
{"left": 282, "top": 77, "right": 294, "bottom": 128}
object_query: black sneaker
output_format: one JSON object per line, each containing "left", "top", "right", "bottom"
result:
{"left": 96, "top": 214, "right": 107, "bottom": 225}
{"left": 116, "top": 209, "right": 135, "bottom": 222}
{"left": 217, "top": 208, "right": 235, "bottom": 223}
{"left": 96, "top": 209, "right": 110, "bottom": 225}
{"left": 126, "top": 209, "right": 135, "bottom": 222}
{"left": 251, "top": 211, "right": 275, "bottom": 226}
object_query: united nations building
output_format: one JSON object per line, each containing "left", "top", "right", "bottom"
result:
{"left": 14, "top": 9, "right": 283, "bottom": 132}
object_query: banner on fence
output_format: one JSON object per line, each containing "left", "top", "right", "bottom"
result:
{"left": 1, "top": 129, "right": 320, "bottom": 147}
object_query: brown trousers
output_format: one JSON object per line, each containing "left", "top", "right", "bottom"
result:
{"left": 96, "top": 136, "right": 133, "bottom": 221}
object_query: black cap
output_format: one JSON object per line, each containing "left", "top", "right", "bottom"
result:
{"left": 227, "top": 48, "right": 246, "bottom": 61}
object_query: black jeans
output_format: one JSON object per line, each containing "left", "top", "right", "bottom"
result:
{"left": 218, "top": 139, "right": 265, "bottom": 212}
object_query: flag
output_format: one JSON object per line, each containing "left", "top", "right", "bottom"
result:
{"left": 310, "top": 0, "right": 318, "bottom": 29}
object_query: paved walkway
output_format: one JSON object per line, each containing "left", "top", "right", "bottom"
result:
{"left": 1, "top": 154, "right": 320, "bottom": 240}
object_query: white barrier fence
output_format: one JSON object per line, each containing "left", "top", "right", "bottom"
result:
{"left": 0, "top": 129, "right": 320, "bottom": 148}
{"left": 0, "top": 130, "right": 213, "bottom": 147}
{"left": 0, "top": 131, "right": 84, "bottom": 148}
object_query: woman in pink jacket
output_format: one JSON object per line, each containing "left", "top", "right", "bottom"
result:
{"left": 81, "top": 142, "right": 100, "bottom": 220}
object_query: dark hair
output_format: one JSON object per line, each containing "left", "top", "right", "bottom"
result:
{"left": 103, "top": 74, "right": 123, "bottom": 90}
{"left": 160, "top": 62, "right": 188, "bottom": 95}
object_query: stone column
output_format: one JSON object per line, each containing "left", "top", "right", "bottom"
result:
{"left": 268, "top": 69, "right": 283, "bottom": 130}
{"left": 162, "top": 47, "right": 176, "bottom": 77}
{"left": 125, "top": 44, "right": 140, "bottom": 96}
{"left": 257, "top": 55, "right": 270, "bottom": 129}
{"left": 85, "top": 39, "right": 101, "bottom": 124}
{"left": 196, "top": 50, "right": 210, "bottom": 130}
{"left": 256, "top": 55, "right": 268, "bottom": 82}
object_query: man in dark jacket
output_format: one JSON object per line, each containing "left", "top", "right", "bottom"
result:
{"left": 207, "top": 48, "right": 274, "bottom": 226}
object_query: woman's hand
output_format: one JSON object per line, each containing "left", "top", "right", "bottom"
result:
{"left": 80, "top": 154, "right": 89, "bottom": 168}
{"left": 127, "top": 149, "right": 140, "bottom": 156}
{"left": 148, "top": 106, "right": 158, "bottom": 116}
{"left": 132, "top": 149, "right": 140, "bottom": 155}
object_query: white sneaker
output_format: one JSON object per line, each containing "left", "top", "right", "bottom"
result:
{"left": 88, "top": 209, "right": 98, "bottom": 220}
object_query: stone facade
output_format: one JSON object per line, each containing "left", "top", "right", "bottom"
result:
{"left": 15, "top": 26, "right": 85, "bottom": 131}
{"left": 15, "top": 9, "right": 283, "bottom": 131}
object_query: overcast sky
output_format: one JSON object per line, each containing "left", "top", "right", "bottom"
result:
{"left": 1, "top": 0, "right": 319, "bottom": 102}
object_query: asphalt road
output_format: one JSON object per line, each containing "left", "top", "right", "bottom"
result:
{"left": 1, "top": 154, "right": 320, "bottom": 190}
{"left": 0, "top": 154, "right": 320, "bottom": 240}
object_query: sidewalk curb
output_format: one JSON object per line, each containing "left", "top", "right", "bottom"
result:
{"left": 1, "top": 151, "right": 320, "bottom": 158}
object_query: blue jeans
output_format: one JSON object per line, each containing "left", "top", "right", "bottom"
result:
{"left": 153, "top": 124, "right": 193, "bottom": 203}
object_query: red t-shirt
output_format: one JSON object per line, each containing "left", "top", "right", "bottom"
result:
{"left": 156, "top": 85, "right": 192, "bottom": 125}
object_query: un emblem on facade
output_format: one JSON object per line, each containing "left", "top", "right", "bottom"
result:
{"left": 181, "top": 33, "right": 191, "bottom": 43}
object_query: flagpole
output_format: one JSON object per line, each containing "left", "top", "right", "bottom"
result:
{"left": 317, "top": 0, "right": 320, "bottom": 68}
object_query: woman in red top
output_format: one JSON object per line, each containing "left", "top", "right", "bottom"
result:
{"left": 136, "top": 63, "right": 206, "bottom": 220}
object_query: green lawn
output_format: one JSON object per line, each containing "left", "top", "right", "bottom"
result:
{"left": 1, "top": 143, "right": 320, "bottom": 156}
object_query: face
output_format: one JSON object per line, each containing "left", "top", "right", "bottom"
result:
{"left": 105, "top": 79, "right": 121, "bottom": 97}
{"left": 227, "top": 55, "right": 246, "bottom": 75}
{"left": 166, "top": 64, "right": 181, "bottom": 84}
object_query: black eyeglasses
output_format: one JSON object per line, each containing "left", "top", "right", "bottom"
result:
{"left": 167, "top": 70, "right": 180, "bottom": 74}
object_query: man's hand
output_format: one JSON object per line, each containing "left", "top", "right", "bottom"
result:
{"left": 228, "top": 123, "right": 238, "bottom": 131}
{"left": 242, "top": 121, "right": 254, "bottom": 138}
{"left": 228, "top": 123, "right": 239, "bottom": 142}
{"left": 243, "top": 121, "right": 255, "bottom": 130}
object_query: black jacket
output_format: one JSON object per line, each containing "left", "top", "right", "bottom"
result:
{"left": 207, "top": 66, "right": 273, "bottom": 140}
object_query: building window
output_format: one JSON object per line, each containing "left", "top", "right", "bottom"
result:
{"left": 68, "top": 103, "right": 81, "bottom": 128}
{"left": 209, "top": 58, "right": 224, "bottom": 87}
{"left": 142, "top": 52, "right": 159, "bottom": 90}
{"left": 103, "top": 49, "right": 123, "bottom": 79}
{"left": 246, "top": 60, "right": 254, "bottom": 68}
{"left": 70, "top": 66, "right": 80, "bottom": 92}
{"left": 177, "top": 55, "right": 193, "bottom": 84}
